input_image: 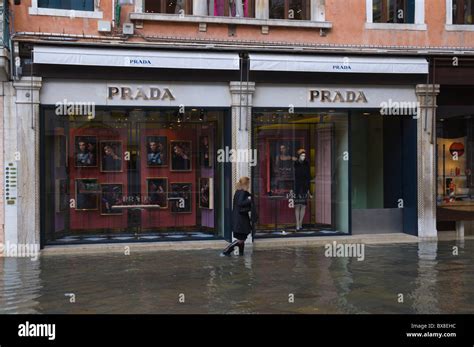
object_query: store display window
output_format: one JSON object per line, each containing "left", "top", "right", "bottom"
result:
{"left": 251, "top": 110, "right": 350, "bottom": 236}
{"left": 41, "top": 108, "right": 228, "bottom": 244}
{"left": 437, "top": 115, "right": 474, "bottom": 205}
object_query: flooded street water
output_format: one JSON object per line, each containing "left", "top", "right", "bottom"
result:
{"left": 0, "top": 240, "right": 473, "bottom": 314}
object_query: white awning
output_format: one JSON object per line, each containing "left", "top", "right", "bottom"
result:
{"left": 33, "top": 46, "right": 240, "bottom": 70}
{"left": 249, "top": 54, "right": 428, "bottom": 74}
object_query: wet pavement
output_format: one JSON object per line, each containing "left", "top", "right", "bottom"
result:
{"left": 0, "top": 240, "right": 473, "bottom": 314}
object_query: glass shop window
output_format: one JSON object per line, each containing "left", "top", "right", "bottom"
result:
{"left": 42, "top": 108, "right": 226, "bottom": 244}
{"left": 252, "top": 110, "right": 350, "bottom": 237}
{"left": 437, "top": 115, "right": 474, "bottom": 204}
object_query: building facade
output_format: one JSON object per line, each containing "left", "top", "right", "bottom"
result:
{"left": 1, "top": 0, "right": 474, "bottom": 251}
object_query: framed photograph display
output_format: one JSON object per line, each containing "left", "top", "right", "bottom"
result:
{"left": 74, "top": 136, "right": 98, "bottom": 168}
{"left": 100, "top": 141, "right": 123, "bottom": 172}
{"left": 266, "top": 138, "right": 304, "bottom": 193}
{"left": 146, "top": 136, "right": 168, "bottom": 167}
{"left": 170, "top": 141, "right": 192, "bottom": 172}
{"left": 75, "top": 178, "right": 100, "bottom": 211}
{"left": 146, "top": 178, "right": 168, "bottom": 209}
{"left": 100, "top": 183, "right": 124, "bottom": 215}
{"left": 170, "top": 183, "right": 192, "bottom": 213}
{"left": 199, "top": 177, "right": 214, "bottom": 209}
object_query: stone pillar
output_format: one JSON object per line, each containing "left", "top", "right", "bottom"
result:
{"left": 416, "top": 84, "right": 440, "bottom": 239}
{"left": 5, "top": 77, "right": 42, "bottom": 249}
{"left": 0, "top": 83, "right": 4, "bottom": 253}
{"left": 255, "top": 0, "right": 269, "bottom": 19}
{"left": 230, "top": 81, "right": 256, "bottom": 244}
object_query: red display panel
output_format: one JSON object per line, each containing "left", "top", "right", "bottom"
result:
{"left": 140, "top": 128, "right": 197, "bottom": 229}
{"left": 69, "top": 126, "right": 129, "bottom": 231}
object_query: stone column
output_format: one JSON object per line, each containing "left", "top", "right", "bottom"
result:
{"left": 6, "top": 77, "right": 42, "bottom": 248}
{"left": 0, "top": 83, "right": 4, "bottom": 253}
{"left": 416, "top": 84, "right": 440, "bottom": 239}
{"left": 229, "top": 81, "right": 256, "bottom": 189}
{"left": 230, "top": 81, "right": 256, "bottom": 244}
{"left": 255, "top": 0, "right": 269, "bottom": 19}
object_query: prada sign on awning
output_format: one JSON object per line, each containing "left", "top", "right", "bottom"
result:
{"left": 33, "top": 46, "right": 240, "bottom": 71}
{"left": 108, "top": 86, "right": 176, "bottom": 101}
{"left": 40, "top": 80, "right": 232, "bottom": 107}
{"left": 253, "top": 84, "right": 418, "bottom": 109}
{"left": 309, "top": 90, "right": 368, "bottom": 104}
{"left": 249, "top": 54, "right": 429, "bottom": 74}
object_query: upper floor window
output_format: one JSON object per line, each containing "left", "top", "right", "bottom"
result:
{"left": 145, "top": 0, "right": 255, "bottom": 18}
{"left": 373, "top": 0, "right": 415, "bottom": 23}
{"left": 211, "top": 0, "right": 255, "bottom": 17}
{"left": 145, "top": 0, "right": 193, "bottom": 15}
{"left": 38, "top": 0, "right": 94, "bottom": 11}
{"left": 269, "top": 0, "right": 310, "bottom": 20}
{"left": 453, "top": 0, "right": 474, "bottom": 24}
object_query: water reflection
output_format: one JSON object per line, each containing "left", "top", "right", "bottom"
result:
{"left": 410, "top": 242, "right": 440, "bottom": 314}
{"left": 0, "top": 257, "right": 42, "bottom": 314}
{"left": 0, "top": 240, "right": 473, "bottom": 314}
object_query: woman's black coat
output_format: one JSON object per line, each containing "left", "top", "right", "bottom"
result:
{"left": 232, "top": 189, "right": 254, "bottom": 235}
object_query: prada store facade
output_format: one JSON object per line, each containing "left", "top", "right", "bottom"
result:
{"left": 11, "top": 46, "right": 430, "bottom": 247}
{"left": 251, "top": 83, "right": 421, "bottom": 238}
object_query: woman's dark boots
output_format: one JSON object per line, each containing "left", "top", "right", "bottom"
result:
{"left": 238, "top": 242, "right": 245, "bottom": 256}
{"left": 221, "top": 240, "right": 240, "bottom": 256}
{"left": 221, "top": 240, "right": 246, "bottom": 256}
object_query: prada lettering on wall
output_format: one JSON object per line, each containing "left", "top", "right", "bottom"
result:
{"left": 309, "top": 90, "right": 368, "bottom": 104}
{"left": 108, "top": 86, "right": 175, "bottom": 101}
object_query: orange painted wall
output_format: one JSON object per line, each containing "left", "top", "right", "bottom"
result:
{"left": 10, "top": 0, "right": 474, "bottom": 48}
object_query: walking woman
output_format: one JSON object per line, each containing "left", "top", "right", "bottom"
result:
{"left": 221, "top": 176, "right": 256, "bottom": 256}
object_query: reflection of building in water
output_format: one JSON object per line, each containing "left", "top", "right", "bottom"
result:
{"left": 409, "top": 242, "right": 440, "bottom": 314}
{"left": 0, "top": 258, "right": 41, "bottom": 314}
{"left": 328, "top": 257, "right": 360, "bottom": 314}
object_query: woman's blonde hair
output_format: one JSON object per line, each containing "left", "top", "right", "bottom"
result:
{"left": 236, "top": 176, "right": 250, "bottom": 190}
